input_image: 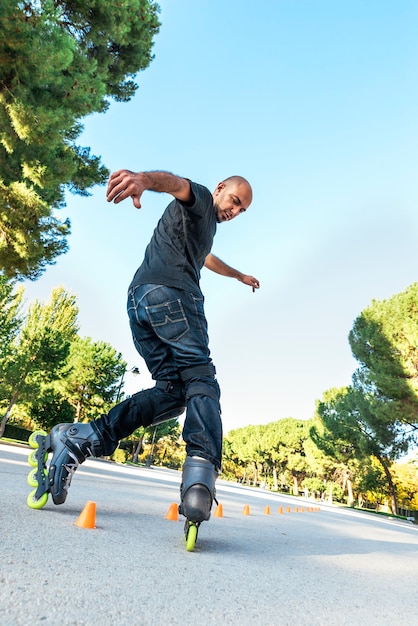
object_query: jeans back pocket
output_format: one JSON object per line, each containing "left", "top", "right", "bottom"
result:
{"left": 145, "top": 299, "right": 190, "bottom": 342}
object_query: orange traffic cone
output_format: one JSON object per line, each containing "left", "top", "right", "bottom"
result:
{"left": 214, "top": 503, "right": 224, "bottom": 517}
{"left": 242, "top": 504, "right": 250, "bottom": 515}
{"left": 286, "top": 505, "right": 291, "bottom": 513}
{"left": 165, "top": 502, "right": 179, "bottom": 521}
{"left": 278, "top": 506, "right": 283, "bottom": 514}
{"left": 264, "top": 505, "right": 271, "bottom": 515}
{"left": 74, "top": 501, "right": 96, "bottom": 529}
{"left": 295, "top": 506, "right": 299, "bottom": 513}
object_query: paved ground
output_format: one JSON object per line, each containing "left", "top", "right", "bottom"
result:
{"left": 1, "top": 442, "right": 418, "bottom": 625}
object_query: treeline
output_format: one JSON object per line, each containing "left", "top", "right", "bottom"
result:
{"left": 222, "top": 417, "right": 417, "bottom": 516}
{"left": 223, "top": 283, "right": 418, "bottom": 516}
{"left": 0, "top": 275, "right": 126, "bottom": 437}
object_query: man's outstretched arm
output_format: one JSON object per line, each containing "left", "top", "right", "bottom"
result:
{"left": 204, "top": 253, "right": 260, "bottom": 292}
{"left": 106, "top": 169, "right": 193, "bottom": 209}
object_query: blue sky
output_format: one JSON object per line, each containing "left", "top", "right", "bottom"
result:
{"left": 23, "top": 0, "right": 418, "bottom": 435}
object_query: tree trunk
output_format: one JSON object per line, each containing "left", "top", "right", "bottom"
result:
{"left": 272, "top": 466, "right": 278, "bottom": 491}
{"left": 328, "top": 481, "right": 333, "bottom": 504}
{"left": 131, "top": 436, "right": 144, "bottom": 463}
{"left": 379, "top": 456, "right": 398, "bottom": 515}
{"left": 75, "top": 399, "right": 82, "bottom": 423}
{"left": 347, "top": 478, "right": 354, "bottom": 507}
{"left": 292, "top": 472, "right": 299, "bottom": 496}
{"left": 253, "top": 462, "right": 258, "bottom": 486}
{"left": 0, "top": 390, "right": 20, "bottom": 438}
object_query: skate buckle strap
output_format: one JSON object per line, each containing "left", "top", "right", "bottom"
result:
{"left": 156, "top": 380, "right": 178, "bottom": 393}
{"left": 63, "top": 437, "right": 93, "bottom": 463}
{"left": 180, "top": 363, "right": 216, "bottom": 382}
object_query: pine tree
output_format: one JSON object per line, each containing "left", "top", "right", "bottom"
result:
{"left": 0, "top": 0, "right": 160, "bottom": 279}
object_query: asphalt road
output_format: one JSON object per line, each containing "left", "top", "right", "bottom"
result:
{"left": 1, "top": 442, "right": 417, "bottom": 626}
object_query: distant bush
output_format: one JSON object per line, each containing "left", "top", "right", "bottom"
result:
{"left": 3, "top": 424, "right": 32, "bottom": 442}
{"left": 111, "top": 448, "right": 127, "bottom": 464}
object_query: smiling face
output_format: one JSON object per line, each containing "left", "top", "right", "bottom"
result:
{"left": 213, "top": 176, "right": 253, "bottom": 223}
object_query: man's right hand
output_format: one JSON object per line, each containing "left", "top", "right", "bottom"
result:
{"left": 106, "top": 170, "right": 193, "bottom": 208}
{"left": 106, "top": 169, "right": 146, "bottom": 209}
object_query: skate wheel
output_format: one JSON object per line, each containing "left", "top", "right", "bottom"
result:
{"left": 28, "top": 450, "right": 48, "bottom": 467}
{"left": 27, "top": 468, "right": 39, "bottom": 487}
{"left": 28, "top": 430, "right": 47, "bottom": 449}
{"left": 28, "top": 451, "right": 38, "bottom": 467}
{"left": 185, "top": 522, "right": 198, "bottom": 552}
{"left": 27, "top": 489, "right": 48, "bottom": 509}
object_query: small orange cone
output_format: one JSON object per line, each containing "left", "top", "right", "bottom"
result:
{"left": 165, "top": 502, "right": 179, "bottom": 521}
{"left": 264, "top": 505, "right": 271, "bottom": 515}
{"left": 214, "top": 503, "right": 223, "bottom": 517}
{"left": 74, "top": 501, "right": 96, "bottom": 529}
{"left": 295, "top": 506, "right": 299, "bottom": 513}
{"left": 278, "top": 506, "right": 283, "bottom": 514}
{"left": 242, "top": 504, "right": 250, "bottom": 516}
{"left": 286, "top": 506, "right": 291, "bottom": 513}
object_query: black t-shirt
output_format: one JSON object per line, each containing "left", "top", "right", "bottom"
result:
{"left": 129, "top": 181, "right": 217, "bottom": 297}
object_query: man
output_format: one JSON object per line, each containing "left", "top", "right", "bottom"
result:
{"left": 41, "top": 169, "right": 260, "bottom": 526}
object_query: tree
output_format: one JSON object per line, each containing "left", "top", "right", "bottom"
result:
{"left": 30, "top": 387, "right": 76, "bottom": 432}
{"left": 0, "top": 274, "right": 23, "bottom": 366}
{"left": 226, "top": 424, "right": 266, "bottom": 485}
{"left": 0, "top": 0, "right": 160, "bottom": 279}
{"left": 224, "top": 418, "right": 312, "bottom": 492}
{"left": 349, "top": 283, "right": 418, "bottom": 441}
{"left": 315, "top": 385, "right": 405, "bottom": 514}
{"left": 271, "top": 418, "right": 311, "bottom": 495}
{"left": 313, "top": 388, "right": 373, "bottom": 506}
{"left": 59, "top": 336, "right": 126, "bottom": 422}
{"left": 393, "top": 462, "right": 418, "bottom": 511}
{"left": 0, "top": 287, "right": 79, "bottom": 436}
{"left": 335, "top": 283, "right": 418, "bottom": 514}
{"left": 150, "top": 421, "right": 184, "bottom": 468}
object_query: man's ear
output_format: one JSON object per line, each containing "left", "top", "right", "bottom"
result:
{"left": 214, "top": 182, "right": 225, "bottom": 196}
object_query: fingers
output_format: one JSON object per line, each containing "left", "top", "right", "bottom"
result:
{"left": 107, "top": 169, "right": 142, "bottom": 208}
{"left": 244, "top": 275, "right": 260, "bottom": 292}
{"left": 252, "top": 279, "right": 260, "bottom": 293}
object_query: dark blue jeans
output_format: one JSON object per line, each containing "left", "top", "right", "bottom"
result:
{"left": 125, "top": 284, "right": 223, "bottom": 468}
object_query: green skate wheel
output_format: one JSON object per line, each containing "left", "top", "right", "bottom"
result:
{"left": 28, "top": 430, "right": 47, "bottom": 449}
{"left": 27, "top": 468, "right": 47, "bottom": 487}
{"left": 185, "top": 523, "right": 198, "bottom": 552}
{"left": 27, "top": 468, "right": 39, "bottom": 487}
{"left": 27, "top": 489, "right": 48, "bottom": 509}
{"left": 28, "top": 450, "right": 38, "bottom": 467}
{"left": 28, "top": 450, "right": 48, "bottom": 467}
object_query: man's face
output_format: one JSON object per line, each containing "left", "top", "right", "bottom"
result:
{"left": 213, "top": 180, "right": 253, "bottom": 223}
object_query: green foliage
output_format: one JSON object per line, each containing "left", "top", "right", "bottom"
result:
{"left": 111, "top": 448, "right": 128, "bottom": 464}
{"left": 145, "top": 421, "right": 185, "bottom": 468}
{"left": 0, "top": 273, "right": 24, "bottom": 380}
{"left": 349, "top": 283, "right": 418, "bottom": 445}
{"left": 393, "top": 462, "right": 418, "bottom": 509}
{"left": 312, "top": 284, "right": 418, "bottom": 513}
{"left": 0, "top": 0, "right": 160, "bottom": 279}
{"left": 30, "top": 387, "right": 75, "bottom": 431}
{"left": 0, "top": 286, "right": 79, "bottom": 435}
{"left": 59, "top": 336, "right": 126, "bottom": 422}
{"left": 3, "top": 422, "right": 32, "bottom": 442}
{"left": 224, "top": 418, "right": 314, "bottom": 493}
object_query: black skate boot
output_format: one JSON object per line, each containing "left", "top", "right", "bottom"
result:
{"left": 26, "top": 422, "right": 104, "bottom": 508}
{"left": 179, "top": 456, "right": 219, "bottom": 551}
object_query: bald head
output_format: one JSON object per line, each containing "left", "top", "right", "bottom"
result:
{"left": 213, "top": 175, "right": 253, "bottom": 223}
